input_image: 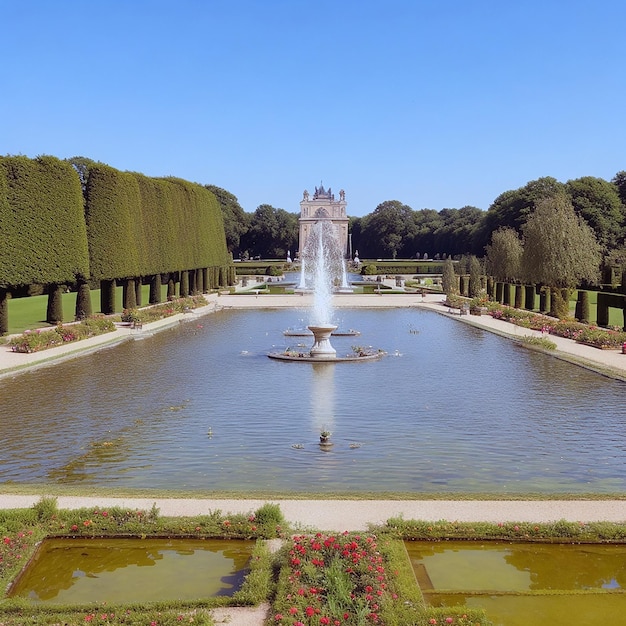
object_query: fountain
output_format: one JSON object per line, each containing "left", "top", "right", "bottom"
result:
{"left": 270, "top": 220, "right": 381, "bottom": 362}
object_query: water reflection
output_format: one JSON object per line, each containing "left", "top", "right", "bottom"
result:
{"left": 9, "top": 538, "right": 253, "bottom": 603}
{"left": 0, "top": 308, "right": 625, "bottom": 493}
{"left": 406, "top": 541, "right": 626, "bottom": 592}
{"left": 311, "top": 363, "right": 335, "bottom": 435}
{"left": 406, "top": 540, "right": 626, "bottom": 626}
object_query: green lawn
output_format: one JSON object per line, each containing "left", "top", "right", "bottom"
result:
{"left": 5, "top": 285, "right": 169, "bottom": 335}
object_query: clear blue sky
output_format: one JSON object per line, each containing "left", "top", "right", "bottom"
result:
{"left": 3, "top": 0, "right": 625, "bottom": 217}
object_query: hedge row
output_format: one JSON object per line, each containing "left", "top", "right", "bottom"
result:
{"left": 0, "top": 156, "right": 90, "bottom": 286}
{"left": 84, "top": 166, "right": 230, "bottom": 281}
{"left": 0, "top": 156, "right": 233, "bottom": 332}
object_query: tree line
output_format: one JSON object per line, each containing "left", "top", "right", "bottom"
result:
{"left": 213, "top": 173, "right": 626, "bottom": 269}
{"left": 0, "top": 156, "right": 233, "bottom": 334}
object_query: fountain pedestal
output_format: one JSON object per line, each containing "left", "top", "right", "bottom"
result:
{"left": 308, "top": 324, "right": 337, "bottom": 359}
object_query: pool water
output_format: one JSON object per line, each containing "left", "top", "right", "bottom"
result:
{"left": 8, "top": 538, "right": 253, "bottom": 604}
{"left": 406, "top": 540, "right": 626, "bottom": 625}
{"left": 1, "top": 308, "right": 624, "bottom": 493}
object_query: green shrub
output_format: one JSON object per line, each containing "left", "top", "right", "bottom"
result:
{"left": 253, "top": 502, "right": 285, "bottom": 528}
{"left": 520, "top": 335, "right": 557, "bottom": 350}
{"left": 32, "top": 496, "right": 58, "bottom": 521}
{"left": 361, "top": 264, "right": 378, "bottom": 275}
{"left": 576, "top": 290, "right": 590, "bottom": 323}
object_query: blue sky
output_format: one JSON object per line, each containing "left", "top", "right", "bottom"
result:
{"left": 3, "top": 0, "right": 625, "bottom": 217}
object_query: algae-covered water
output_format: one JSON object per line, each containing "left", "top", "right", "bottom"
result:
{"left": 9, "top": 538, "right": 253, "bottom": 604}
{"left": 406, "top": 540, "right": 626, "bottom": 625}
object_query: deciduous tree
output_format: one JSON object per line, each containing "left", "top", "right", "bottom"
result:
{"left": 485, "top": 227, "right": 523, "bottom": 283}
{"left": 522, "top": 194, "right": 601, "bottom": 317}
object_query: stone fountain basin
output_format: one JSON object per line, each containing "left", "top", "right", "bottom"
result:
{"left": 268, "top": 352, "right": 383, "bottom": 362}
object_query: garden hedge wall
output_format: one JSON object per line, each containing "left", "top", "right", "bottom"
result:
{"left": 0, "top": 156, "right": 232, "bottom": 331}
{"left": 85, "top": 164, "right": 142, "bottom": 280}
{"left": 0, "top": 155, "right": 90, "bottom": 286}
{"left": 84, "top": 166, "right": 231, "bottom": 282}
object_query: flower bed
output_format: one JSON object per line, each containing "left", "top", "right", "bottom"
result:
{"left": 120, "top": 295, "right": 207, "bottom": 325}
{"left": 483, "top": 301, "right": 626, "bottom": 350}
{"left": 0, "top": 498, "right": 279, "bottom": 625}
{"left": 271, "top": 532, "right": 484, "bottom": 625}
{"left": 9, "top": 317, "right": 116, "bottom": 353}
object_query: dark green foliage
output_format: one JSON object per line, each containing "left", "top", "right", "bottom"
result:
{"left": 539, "top": 286, "right": 551, "bottom": 313}
{"left": 134, "top": 278, "right": 142, "bottom": 306}
{"left": 167, "top": 277, "right": 176, "bottom": 299}
{"left": 123, "top": 278, "right": 137, "bottom": 310}
{"left": 597, "top": 292, "right": 625, "bottom": 327}
{"left": 189, "top": 269, "right": 197, "bottom": 294}
{"left": 566, "top": 176, "right": 624, "bottom": 250}
{"left": 524, "top": 284, "right": 535, "bottom": 310}
{"left": 441, "top": 259, "right": 457, "bottom": 296}
{"left": 576, "top": 290, "right": 590, "bottom": 323}
{"left": 46, "top": 284, "right": 64, "bottom": 324}
{"left": 180, "top": 270, "right": 189, "bottom": 297}
{"left": 486, "top": 276, "right": 494, "bottom": 298}
{"left": 468, "top": 256, "right": 482, "bottom": 297}
{"left": 100, "top": 279, "right": 116, "bottom": 314}
{"left": 205, "top": 184, "right": 249, "bottom": 256}
{"left": 459, "top": 274, "right": 469, "bottom": 296}
{"left": 0, "top": 287, "right": 8, "bottom": 335}
{"left": 0, "top": 155, "right": 90, "bottom": 286}
{"left": 550, "top": 288, "right": 570, "bottom": 319}
{"left": 514, "top": 284, "right": 524, "bottom": 309}
{"left": 149, "top": 274, "right": 161, "bottom": 304}
{"left": 74, "top": 281, "right": 92, "bottom": 320}
{"left": 195, "top": 268, "right": 204, "bottom": 293}
{"left": 503, "top": 282, "right": 512, "bottom": 306}
{"left": 495, "top": 282, "right": 503, "bottom": 303}
{"left": 87, "top": 171, "right": 228, "bottom": 281}
{"left": 85, "top": 165, "right": 142, "bottom": 280}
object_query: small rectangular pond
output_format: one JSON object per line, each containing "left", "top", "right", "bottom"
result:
{"left": 405, "top": 540, "right": 626, "bottom": 626}
{"left": 8, "top": 538, "right": 254, "bottom": 604}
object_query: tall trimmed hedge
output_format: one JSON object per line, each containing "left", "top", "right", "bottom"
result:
{"left": 85, "top": 165, "right": 142, "bottom": 280}
{"left": 0, "top": 157, "right": 232, "bottom": 329}
{"left": 0, "top": 156, "right": 90, "bottom": 329}
{"left": 0, "top": 155, "right": 90, "bottom": 286}
{"left": 85, "top": 168, "right": 231, "bottom": 283}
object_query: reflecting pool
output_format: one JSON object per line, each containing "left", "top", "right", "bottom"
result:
{"left": 406, "top": 540, "right": 626, "bottom": 626}
{"left": 1, "top": 308, "right": 624, "bottom": 493}
{"left": 8, "top": 538, "right": 253, "bottom": 604}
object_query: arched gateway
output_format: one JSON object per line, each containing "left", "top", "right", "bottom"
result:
{"left": 298, "top": 184, "right": 349, "bottom": 258}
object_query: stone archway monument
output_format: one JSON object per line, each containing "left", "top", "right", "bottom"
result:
{"left": 299, "top": 184, "right": 349, "bottom": 259}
